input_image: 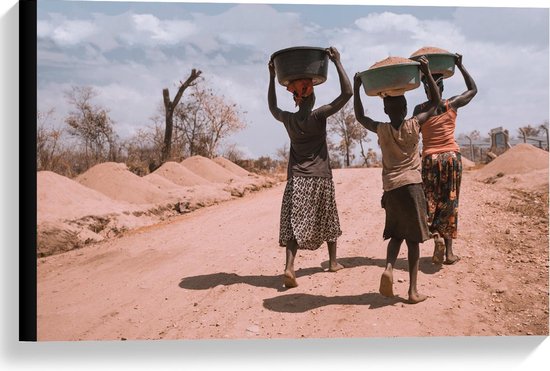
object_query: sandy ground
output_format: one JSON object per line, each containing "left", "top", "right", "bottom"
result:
{"left": 36, "top": 166, "right": 549, "bottom": 341}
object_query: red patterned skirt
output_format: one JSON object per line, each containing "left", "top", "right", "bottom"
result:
{"left": 421, "top": 151, "right": 462, "bottom": 239}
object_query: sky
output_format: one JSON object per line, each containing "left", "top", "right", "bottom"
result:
{"left": 36, "top": 0, "right": 550, "bottom": 161}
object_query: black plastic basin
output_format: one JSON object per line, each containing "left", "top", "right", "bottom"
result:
{"left": 271, "top": 46, "right": 329, "bottom": 86}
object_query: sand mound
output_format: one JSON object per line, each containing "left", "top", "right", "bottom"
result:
{"left": 461, "top": 156, "right": 476, "bottom": 170}
{"left": 76, "top": 162, "right": 170, "bottom": 205}
{"left": 181, "top": 156, "right": 240, "bottom": 183}
{"left": 38, "top": 171, "right": 136, "bottom": 222}
{"left": 410, "top": 46, "right": 450, "bottom": 57}
{"left": 144, "top": 173, "right": 185, "bottom": 190}
{"left": 475, "top": 144, "right": 549, "bottom": 181}
{"left": 152, "top": 161, "right": 210, "bottom": 187}
{"left": 213, "top": 157, "right": 250, "bottom": 177}
{"left": 369, "top": 56, "right": 416, "bottom": 69}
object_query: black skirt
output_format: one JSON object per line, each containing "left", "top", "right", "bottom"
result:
{"left": 381, "top": 183, "right": 430, "bottom": 243}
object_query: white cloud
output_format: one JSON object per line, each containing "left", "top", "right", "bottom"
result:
{"left": 38, "top": 18, "right": 97, "bottom": 46}
{"left": 131, "top": 14, "right": 196, "bottom": 45}
{"left": 355, "top": 12, "right": 420, "bottom": 33}
{"left": 37, "top": 20, "right": 54, "bottom": 38}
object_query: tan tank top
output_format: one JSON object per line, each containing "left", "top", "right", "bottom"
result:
{"left": 377, "top": 116, "right": 422, "bottom": 192}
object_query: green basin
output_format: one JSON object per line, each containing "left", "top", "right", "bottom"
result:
{"left": 358, "top": 62, "right": 421, "bottom": 97}
{"left": 410, "top": 53, "right": 456, "bottom": 78}
{"left": 271, "top": 46, "right": 329, "bottom": 86}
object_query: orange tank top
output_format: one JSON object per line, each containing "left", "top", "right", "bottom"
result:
{"left": 421, "top": 100, "right": 460, "bottom": 156}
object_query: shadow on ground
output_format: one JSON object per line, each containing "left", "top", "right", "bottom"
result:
{"left": 262, "top": 292, "right": 406, "bottom": 313}
{"left": 179, "top": 270, "right": 319, "bottom": 292}
{"left": 327, "top": 256, "right": 441, "bottom": 275}
{"left": 179, "top": 255, "right": 440, "bottom": 294}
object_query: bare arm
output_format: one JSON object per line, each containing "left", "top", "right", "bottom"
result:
{"left": 448, "top": 54, "right": 477, "bottom": 110}
{"left": 353, "top": 73, "right": 380, "bottom": 133}
{"left": 415, "top": 56, "right": 441, "bottom": 125}
{"left": 314, "top": 47, "right": 353, "bottom": 119}
{"left": 412, "top": 101, "right": 427, "bottom": 116}
{"left": 267, "top": 60, "right": 284, "bottom": 122}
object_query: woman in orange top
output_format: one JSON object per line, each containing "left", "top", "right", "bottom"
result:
{"left": 413, "top": 54, "right": 477, "bottom": 265}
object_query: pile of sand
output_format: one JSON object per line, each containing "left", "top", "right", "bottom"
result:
{"left": 37, "top": 156, "right": 278, "bottom": 257}
{"left": 144, "top": 171, "right": 233, "bottom": 207}
{"left": 76, "top": 162, "right": 170, "bottom": 205}
{"left": 181, "top": 156, "right": 240, "bottom": 183}
{"left": 369, "top": 56, "right": 416, "bottom": 69}
{"left": 144, "top": 173, "right": 186, "bottom": 191}
{"left": 474, "top": 144, "right": 549, "bottom": 192}
{"left": 38, "top": 170, "right": 158, "bottom": 257}
{"left": 38, "top": 171, "right": 136, "bottom": 222}
{"left": 152, "top": 161, "right": 210, "bottom": 187}
{"left": 461, "top": 156, "right": 476, "bottom": 170}
{"left": 410, "top": 46, "right": 450, "bottom": 57}
{"left": 213, "top": 157, "right": 250, "bottom": 177}
{"left": 475, "top": 144, "right": 549, "bottom": 180}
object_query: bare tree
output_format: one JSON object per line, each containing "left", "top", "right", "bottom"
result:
{"left": 64, "top": 86, "right": 118, "bottom": 168}
{"left": 122, "top": 125, "right": 165, "bottom": 175}
{"left": 162, "top": 69, "right": 202, "bottom": 162}
{"left": 518, "top": 124, "right": 541, "bottom": 143}
{"left": 275, "top": 143, "right": 290, "bottom": 164}
{"left": 37, "top": 109, "right": 64, "bottom": 171}
{"left": 174, "top": 84, "right": 246, "bottom": 158}
{"left": 174, "top": 90, "right": 208, "bottom": 157}
{"left": 327, "top": 136, "right": 343, "bottom": 169}
{"left": 356, "top": 128, "right": 371, "bottom": 166}
{"left": 328, "top": 102, "right": 362, "bottom": 167}
{"left": 468, "top": 130, "right": 481, "bottom": 141}
{"left": 221, "top": 143, "right": 246, "bottom": 163}
{"left": 203, "top": 93, "right": 246, "bottom": 158}
{"left": 365, "top": 148, "right": 379, "bottom": 167}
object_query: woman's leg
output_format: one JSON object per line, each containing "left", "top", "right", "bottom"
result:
{"left": 327, "top": 240, "right": 343, "bottom": 272}
{"left": 444, "top": 238, "right": 460, "bottom": 264}
{"left": 406, "top": 240, "right": 428, "bottom": 304}
{"left": 284, "top": 239, "right": 298, "bottom": 288}
{"left": 380, "top": 237, "right": 402, "bottom": 297}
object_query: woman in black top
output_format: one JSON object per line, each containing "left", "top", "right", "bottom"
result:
{"left": 268, "top": 46, "right": 352, "bottom": 288}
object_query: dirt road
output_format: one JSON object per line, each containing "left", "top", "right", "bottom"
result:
{"left": 37, "top": 168, "right": 549, "bottom": 340}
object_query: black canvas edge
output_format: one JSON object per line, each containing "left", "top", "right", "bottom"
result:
{"left": 19, "top": 0, "right": 37, "bottom": 342}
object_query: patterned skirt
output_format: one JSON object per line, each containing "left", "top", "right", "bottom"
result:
{"left": 382, "top": 183, "right": 430, "bottom": 243}
{"left": 421, "top": 151, "right": 462, "bottom": 239}
{"left": 279, "top": 176, "right": 342, "bottom": 250}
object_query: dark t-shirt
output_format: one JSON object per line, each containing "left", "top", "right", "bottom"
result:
{"left": 281, "top": 110, "right": 332, "bottom": 179}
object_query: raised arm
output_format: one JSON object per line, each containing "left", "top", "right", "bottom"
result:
{"left": 448, "top": 54, "right": 477, "bottom": 110}
{"left": 353, "top": 73, "right": 380, "bottom": 133}
{"left": 416, "top": 56, "right": 441, "bottom": 125}
{"left": 268, "top": 60, "right": 284, "bottom": 122}
{"left": 314, "top": 47, "right": 353, "bottom": 118}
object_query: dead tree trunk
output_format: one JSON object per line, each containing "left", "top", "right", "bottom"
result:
{"left": 161, "top": 68, "right": 202, "bottom": 162}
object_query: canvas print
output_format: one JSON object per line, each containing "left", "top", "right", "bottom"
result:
{"left": 34, "top": 0, "right": 549, "bottom": 341}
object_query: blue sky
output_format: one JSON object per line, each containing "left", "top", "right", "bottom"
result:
{"left": 36, "top": 0, "right": 549, "bottom": 160}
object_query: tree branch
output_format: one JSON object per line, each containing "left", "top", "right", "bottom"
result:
{"left": 173, "top": 69, "right": 202, "bottom": 107}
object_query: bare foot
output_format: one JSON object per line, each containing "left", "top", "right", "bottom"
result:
{"left": 407, "top": 292, "right": 428, "bottom": 304}
{"left": 328, "top": 262, "right": 344, "bottom": 272}
{"left": 444, "top": 255, "right": 460, "bottom": 265}
{"left": 283, "top": 270, "right": 298, "bottom": 288}
{"left": 432, "top": 236, "right": 445, "bottom": 265}
{"left": 379, "top": 270, "right": 394, "bottom": 297}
